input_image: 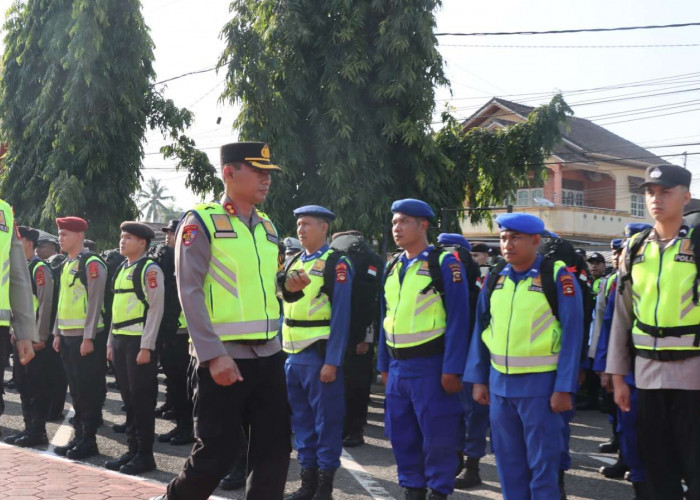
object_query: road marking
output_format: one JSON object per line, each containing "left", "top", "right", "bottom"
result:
{"left": 341, "top": 448, "right": 394, "bottom": 499}
{"left": 48, "top": 405, "right": 76, "bottom": 452}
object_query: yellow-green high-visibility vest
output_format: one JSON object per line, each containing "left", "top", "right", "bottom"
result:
{"left": 111, "top": 259, "right": 155, "bottom": 336}
{"left": 282, "top": 249, "right": 334, "bottom": 353}
{"left": 56, "top": 255, "right": 105, "bottom": 331}
{"left": 191, "top": 203, "right": 280, "bottom": 341}
{"left": 629, "top": 229, "right": 700, "bottom": 354}
{"left": 592, "top": 277, "right": 602, "bottom": 295}
{"left": 383, "top": 253, "right": 447, "bottom": 350}
{"left": 482, "top": 261, "right": 566, "bottom": 374}
{"left": 178, "top": 310, "right": 187, "bottom": 330}
{"left": 0, "top": 199, "right": 14, "bottom": 326}
{"left": 604, "top": 272, "right": 617, "bottom": 299}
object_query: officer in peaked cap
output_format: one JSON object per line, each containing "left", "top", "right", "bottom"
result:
{"left": 154, "top": 142, "right": 289, "bottom": 500}
{"left": 379, "top": 198, "right": 470, "bottom": 499}
{"left": 465, "top": 212, "right": 583, "bottom": 499}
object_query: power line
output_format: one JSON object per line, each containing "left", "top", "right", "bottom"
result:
{"left": 440, "top": 43, "right": 700, "bottom": 49}
{"left": 435, "top": 22, "right": 700, "bottom": 37}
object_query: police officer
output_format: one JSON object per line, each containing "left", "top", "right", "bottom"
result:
{"left": 378, "top": 199, "right": 469, "bottom": 500}
{"left": 608, "top": 164, "right": 700, "bottom": 499}
{"left": 0, "top": 208, "right": 37, "bottom": 429}
{"left": 284, "top": 236, "right": 303, "bottom": 261}
{"left": 436, "top": 233, "right": 489, "bottom": 489}
{"left": 595, "top": 226, "right": 651, "bottom": 499}
{"left": 156, "top": 219, "right": 194, "bottom": 444}
{"left": 152, "top": 142, "right": 291, "bottom": 500}
{"left": 104, "top": 222, "right": 164, "bottom": 475}
{"left": 465, "top": 213, "right": 583, "bottom": 499}
{"left": 52, "top": 216, "right": 107, "bottom": 459}
{"left": 281, "top": 205, "right": 353, "bottom": 500}
{"left": 4, "top": 227, "right": 52, "bottom": 447}
{"left": 35, "top": 234, "right": 68, "bottom": 421}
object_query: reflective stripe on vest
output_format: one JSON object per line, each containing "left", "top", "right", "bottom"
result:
{"left": 193, "top": 203, "right": 280, "bottom": 341}
{"left": 629, "top": 229, "right": 700, "bottom": 353}
{"left": 0, "top": 200, "right": 14, "bottom": 326}
{"left": 383, "top": 252, "right": 447, "bottom": 349}
{"left": 482, "top": 260, "right": 565, "bottom": 374}
{"left": 56, "top": 256, "right": 104, "bottom": 331}
{"left": 112, "top": 260, "right": 154, "bottom": 336}
{"left": 282, "top": 249, "right": 333, "bottom": 354}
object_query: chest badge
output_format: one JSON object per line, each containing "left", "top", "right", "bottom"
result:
{"left": 211, "top": 214, "right": 237, "bottom": 239}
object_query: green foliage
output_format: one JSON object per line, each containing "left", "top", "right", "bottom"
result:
{"left": 435, "top": 94, "right": 573, "bottom": 229}
{"left": 137, "top": 177, "right": 174, "bottom": 222}
{"left": 220, "top": 0, "right": 447, "bottom": 239}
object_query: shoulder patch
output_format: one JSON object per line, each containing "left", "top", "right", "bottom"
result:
{"left": 559, "top": 274, "right": 575, "bottom": 296}
{"left": 261, "top": 220, "right": 278, "bottom": 243}
{"left": 0, "top": 211, "right": 8, "bottom": 233}
{"left": 417, "top": 260, "right": 431, "bottom": 276}
{"left": 88, "top": 261, "right": 99, "bottom": 280}
{"left": 309, "top": 258, "right": 326, "bottom": 277}
{"left": 146, "top": 269, "right": 158, "bottom": 289}
{"left": 35, "top": 266, "right": 45, "bottom": 287}
{"left": 182, "top": 224, "right": 198, "bottom": 246}
{"left": 448, "top": 262, "right": 463, "bottom": 283}
{"left": 335, "top": 261, "right": 348, "bottom": 283}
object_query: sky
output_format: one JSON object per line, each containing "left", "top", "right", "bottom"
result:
{"left": 2, "top": 0, "right": 700, "bottom": 207}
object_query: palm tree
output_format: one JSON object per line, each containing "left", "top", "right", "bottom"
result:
{"left": 137, "top": 178, "right": 174, "bottom": 222}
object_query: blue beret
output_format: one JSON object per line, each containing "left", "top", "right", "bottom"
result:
{"left": 496, "top": 213, "right": 545, "bottom": 235}
{"left": 293, "top": 205, "right": 336, "bottom": 222}
{"left": 391, "top": 199, "right": 435, "bottom": 218}
{"left": 438, "top": 233, "right": 472, "bottom": 251}
{"left": 624, "top": 223, "right": 652, "bottom": 238}
{"left": 542, "top": 229, "right": 560, "bottom": 238}
{"left": 610, "top": 238, "right": 623, "bottom": 250}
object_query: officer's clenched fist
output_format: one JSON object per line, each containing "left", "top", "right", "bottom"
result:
{"left": 209, "top": 355, "right": 244, "bottom": 386}
{"left": 285, "top": 268, "right": 311, "bottom": 293}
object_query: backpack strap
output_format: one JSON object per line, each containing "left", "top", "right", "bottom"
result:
{"left": 384, "top": 251, "right": 402, "bottom": 285}
{"left": 423, "top": 247, "right": 447, "bottom": 309}
{"left": 690, "top": 226, "right": 700, "bottom": 307}
{"left": 320, "top": 250, "right": 343, "bottom": 305}
{"left": 539, "top": 257, "right": 559, "bottom": 320}
{"left": 482, "top": 260, "right": 508, "bottom": 324}
{"left": 71, "top": 252, "right": 102, "bottom": 290}
{"left": 28, "top": 260, "right": 40, "bottom": 297}
{"left": 618, "top": 227, "right": 654, "bottom": 293}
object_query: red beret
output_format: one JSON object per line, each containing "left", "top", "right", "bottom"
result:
{"left": 56, "top": 216, "right": 88, "bottom": 233}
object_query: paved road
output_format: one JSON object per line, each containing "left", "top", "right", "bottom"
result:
{"left": 0, "top": 368, "right": 636, "bottom": 499}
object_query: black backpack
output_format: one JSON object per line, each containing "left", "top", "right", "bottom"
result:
{"left": 329, "top": 234, "right": 384, "bottom": 347}
{"left": 148, "top": 244, "right": 181, "bottom": 338}
{"left": 384, "top": 245, "right": 479, "bottom": 330}
{"left": 28, "top": 259, "right": 60, "bottom": 329}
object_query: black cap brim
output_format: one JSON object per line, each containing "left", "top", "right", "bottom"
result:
{"left": 639, "top": 179, "right": 679, "bottom": 189}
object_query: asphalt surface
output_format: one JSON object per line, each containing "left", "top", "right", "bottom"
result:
{"left": 0, "top": 366, "right": 637, "bottom": 499}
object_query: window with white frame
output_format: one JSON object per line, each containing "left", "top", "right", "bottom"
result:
{"left": 515, "top": 188, "right": 544, "bottom": 206}
{"left": 562, "top": 189, "right": 584, "bottom": 207}
{"left": 630, "top": 193, "right": 645, "bottom": 217}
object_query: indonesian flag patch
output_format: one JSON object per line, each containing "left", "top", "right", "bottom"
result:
{"left": 367, "top": 265, "right": 377, "bottom": 277}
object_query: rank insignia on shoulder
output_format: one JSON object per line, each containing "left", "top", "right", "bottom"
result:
{"left": 309, "top": 259, "right": 326, "bottom": 277}
{"left": 448, "top": 262, "right": 463, "bottom": 283}
{"left": 336, "top": 262, "right": 348, "bottom": 283}
{"left": 182, "top": 224, "right": 198, "bottom": 246}
{"left": 261, "top": 220, "right": 278, "bottom": 243}
{"left": 211, "top": 214, "right": 237, "bottom": 239}
{"left": 223, "top": 202, "right": 237, "bottom": 215}
{"left": 417, "top": 261, "right": 431, "bottom": 276}
{"left": 559, "top": 274, "right": 575, "bottom": 296}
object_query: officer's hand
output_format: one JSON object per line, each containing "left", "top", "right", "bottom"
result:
{"left": 441, "top": 374, "right": 463, "bottom": 394}
{"left": 381, "top": 371, "right": 388, "bottom": 386}
{"left": 10, "top": 333, "right": 15, "bottom": 345}
{"left": 106, "top": 346, "right": 113, "bottom": 362}
{"left": 80, "top": 339, "right": 94, "bottom": 357}
{"left": 613, "top": 375, "right": 631, "bottom": 412}
{"left": 33, "top": 341, "right": 46, "bottom": 351}
{"left": 600, "top": 373, "right": 614, "bottom": 393}
{"left": 15, "top": 339, "right": 35, "bottom": 365}
{"left": 473, "top": 383, "right": 490, "bottom": 405}
{"left": 52, "top": 335, "right": 61, "bottom": 353}
{"left": 550, "top": 392, "right": 573, "bottom": 413}
{"left": 136, "top": 348, "right": 151, "bottom": 365}
{"left": 285, "top": 269, "right": 311, "bottom": 293}
{"left": 355, "top": 342, "right": 370, "bottom": 355}
{"left": 320, "top": 364, "right": 337, "bottom": 383}
{"left": 209, "top": 355, "right": 243, "bottom": 386}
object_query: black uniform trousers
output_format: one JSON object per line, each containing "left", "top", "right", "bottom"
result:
{"left": 167, "top": 350, "right": 291, "bottom": 500}
{"left": 0, "top": 326, "right": 9, "bottom": 416}
{"left": 13, "top": 343, "right": 50, "bottom": 435}
{"left": 343, "top": 345, "right": 374, "bottom": 436}
{"left": 160, "top": 334, "right": 193, "bottom": 431}
{"left": 638, "top": 388, "right": 700, "bottom": 500}
{"left": 112, "top": 335, "right": 158, "bottom": 454}
{"left": 60, "top": 333, "right": 105, "bottom": 438}
{"left": 45, "top": 335, "right": 68, "bottom": 418}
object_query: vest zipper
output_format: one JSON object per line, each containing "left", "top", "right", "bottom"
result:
{"left": 391, "top": 263, "right": 402, "bottom": 345}
{"left": 504, "top": 279, "right": 518, "bottom": 374}
{"left": 249, "top": 224, "right": 270, "bottom": 337}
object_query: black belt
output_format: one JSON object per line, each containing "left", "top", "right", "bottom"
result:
{"left": 636, "top": 348, "right": 700, "bottom": 362}
{"left": 283, "top": 319, "right": 331, "bottom": 328}
{"left": 636, "top": 321, "right": 700, "bottom": 347}
{"left": 234, "top": 338, "right": 274, "bottom": 346}
{"left": 388, "top": 337, "right": 445, "bottom": 360}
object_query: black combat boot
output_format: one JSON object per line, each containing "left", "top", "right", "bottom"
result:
{"left": 66, "top": 428, "right": 98, "bottom": 459}
{"left": 404, "top": 487, "right": 427, "bottom": 500}
{"left": 600, "top": 452, "right": 629, "bottom": 479}
{"left": 4, "top": 430, "right": 26, "bottom": 445}
{"left": 312, "top": 469, "right": 335, "bottom": 500}
{"left": 284, "top": 468, "right": 318, "bottom": 500}
{"left": 105, "top": 442, "right": 137, "bottom": 471}
{"left": 219, "top": 456, "right": 247, "bottom": 490}
{"left": 119, "top": 451, "right": 157, "bottom": 475}
{"left": 15, "top": 431, "right": 49, "bottom": 448}
{"left": 632, "top": 481, "right": 650, "bottom": 500}
{"left": 455, "top": 456, "right": 482, "bottom": 489}
{"left": 599, "top": 433, "right": 619, "bottom": 453}
{"left": 54, "top": 425, "right": 83, "bottom": 456}
{"left": 428, "top": 491, "right": 447, "bottom": 500}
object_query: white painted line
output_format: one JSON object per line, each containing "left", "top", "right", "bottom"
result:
{"left": 48, "top": 405, "right": 76, "bottom": 452}
{"left": 341, "top": 448, "right": 394, "bottom": 500}
{"left": 575, "top": 452, "right": 617, "bottom": 466}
